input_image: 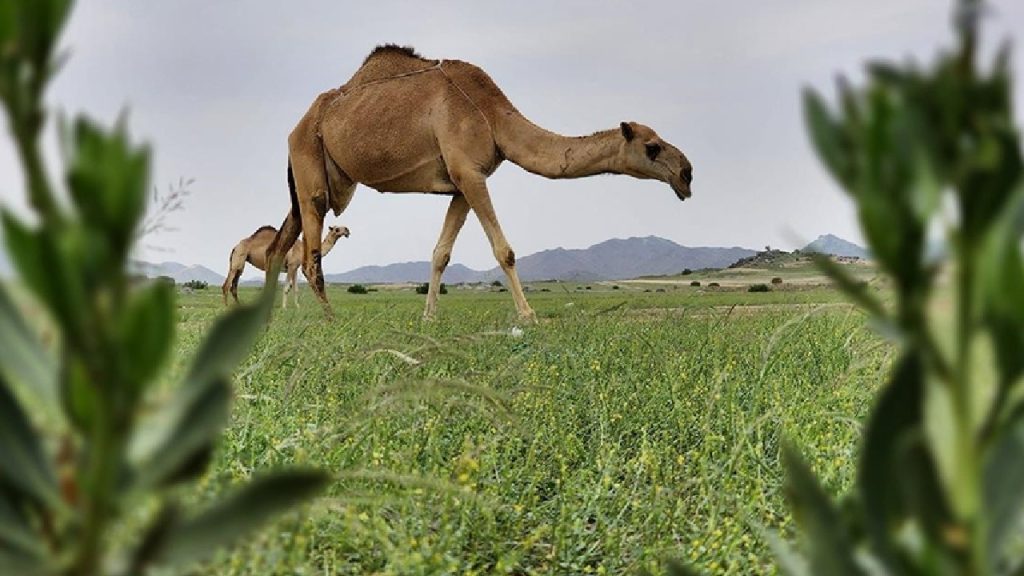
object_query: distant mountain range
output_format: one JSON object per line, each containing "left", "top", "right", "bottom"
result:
{"left": 130, "top": 261, "right": 225, "bottom": 285}
{"left": 1, "top": 235, "right": 870, "bottom": 283}
{"left": 802, "top": 234, "right": 869, "bottom": 259}
{"left": 324, "top": 236, "right": 758, "bottom": 284}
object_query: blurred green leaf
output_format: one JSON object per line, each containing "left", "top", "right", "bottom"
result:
{"left": 117, "top": 280, "right": 174, "bottom": 390}
{"left": 909, "top": 151, "right": 941, "bottom": 224}
{"left": 157, "top": 470, "right": 329, "bottom": 569}
{"left": 1, "top": 212, "right": 89, "bottom": 342}
{"left": 763, "top": 528, "right": 810, "bottom": 576}
{"left": 124, "top": 503, "right": 179, "bottom": 576}
{"left": 923, "top": 375, "right": 965, "bottom": 518}
{"left": 187, "top": 300, "right": 269, "bottom": 387}
{"left": 978, "top": 183, "right": 1024, "bottom": 399}
{"left": 0, "top": 548, "right": 50, "bottom": 576}
{"left": 66, "top": 117, "right": 150, "bottom": 259}
{"left": 0, "top": 284, "right": 57, "bottom": 414}
{"left": 664, "top": 558, "right": 704, "bottom": 576}
{"left": 900, "top": 436, "right": 955, "bottom": 559}
{"left": 2, "top": 212, "right": 55, "bottom": 311}
{"left": 60, "top": 356, "right": 96, "bottom": 433}
{"left": 782, "top": 443, "right": 866, "bottom": 576}
{"left": 858, "top": 353, "right": 923, "bottom": 567}
{"left": 0, "top": 377, "right": 59, "bottom": 509}
{"left": 803, "top": 88, "right": 853, "bottom": 191}
{"left": 131, "top": 377, "right": 230, "bottom": 490}
{"left": 0, "top": 493, "right": 47, "bottom": 565}
{"left": 984, "top": 413, "right": 1024, "bottom": 569}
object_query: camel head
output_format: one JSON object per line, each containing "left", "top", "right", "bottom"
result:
{"left": 328, "top": 225, "right": 351, "bottom": 239}
{"left": 618, "top": 122, "right": 693, "bottom": 201}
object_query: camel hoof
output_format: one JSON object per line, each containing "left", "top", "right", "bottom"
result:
{"left": 519, "top": 311, "right": 538, "bottom": 324}
{"left": 422, "top": 312, "right": 437, "bottom": 322}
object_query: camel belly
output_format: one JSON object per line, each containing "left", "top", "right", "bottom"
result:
{"left": 365, "top": 158, "right": 458, "bottom": 193}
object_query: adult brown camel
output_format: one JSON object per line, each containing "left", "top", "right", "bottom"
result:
{"left": 268, "top": 45, "right": 693, "bottom": 321}
{"left": 224, "top": 224, "right": 349, "bottom": 307}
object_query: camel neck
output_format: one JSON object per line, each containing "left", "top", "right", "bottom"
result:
{"left": 495, "top": 113, "right": 623, "bottom": 180}
{"left": 322, "top": 235, "right": 340, "bottom": 255}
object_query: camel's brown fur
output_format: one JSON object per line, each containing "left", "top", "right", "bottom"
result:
{"left": 224, "top": 225, "right": 349, "bottom": 307}
{"left": 269, "top": 46, "right": 693, "bottom": 320}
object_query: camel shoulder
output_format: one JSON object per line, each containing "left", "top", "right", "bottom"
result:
{"left": 442, "top": 60, "right": 515, "bottom": 109}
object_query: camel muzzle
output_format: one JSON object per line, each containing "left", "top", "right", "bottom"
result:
{"left": 672, "top": 181, "right": 691, "bottom": 201}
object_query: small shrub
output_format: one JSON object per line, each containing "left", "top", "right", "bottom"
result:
{"left": 690, "top": 281, "right": 701, "bottom": 287}
{"left": 491, "top": 280, "right": 503, "bottom": 287}
{"left": 747, "top": 284, "right": 770, "bottom": 293}
{"left": 708, "top": 282, "right": 720, "bottom": 288}
{"left": 771, "top": 277, "right": 783, "bottom": 285}
{"left": 414, "top": 282, "right": 447, "bottom": 295}
{"left": 681, "top": 268, "right": 692, "bottom": 275}
{"left": 347, "top": 284, "right": 369, "bottom": 294}
{"left": 183, "top": 279, "right": 208, "bottom": 290}
{"left": 585, "top": 286, "right": 592, "bottom": 290}
{"left": 612, "top": 285, "right": 620, "bottom": 290}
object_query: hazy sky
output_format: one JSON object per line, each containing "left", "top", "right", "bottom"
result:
{"left": 1, "top": 1, "right": 1022, "bottom": 276}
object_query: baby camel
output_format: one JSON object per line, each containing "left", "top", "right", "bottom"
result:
{"left": 223, "top": 224, "right": 350, "bottom": 308}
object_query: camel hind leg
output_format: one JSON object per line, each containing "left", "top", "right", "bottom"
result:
{"left": 287, "top": 147, "right": 331, "bottom": 314}
{"left": 222, "top": 244, "right": 247, "bottom": 306}
{"left": 283, "top": 264, "right": 300, "bottom": 309}
{"left": 266, "top": 162, "right": 304, "bottom": 290}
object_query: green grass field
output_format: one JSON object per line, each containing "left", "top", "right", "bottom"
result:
{"left": 170, "top": 283, "right": 889, "bottom": 575}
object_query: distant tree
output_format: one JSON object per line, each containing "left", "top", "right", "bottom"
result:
{"left": 690, "top": 281, "right": 701, "bottom": 287}
{"left": 748, "top": 284, "right": 770, "bottom": 293}
{"left": 183, "top": 279, "right": 208, "bottom": 290}
{"left": 347, "top": 284, "right": 369, "bottom": 294}
{"left": 681, "top": 268, "right": 693, "bottom": 275}
{"left": 490, "top": 280, "right": 503, "bottom": 287}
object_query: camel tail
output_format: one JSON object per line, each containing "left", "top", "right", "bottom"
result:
{"left": 287, "top": 159, "right": 299, "bottom": 218}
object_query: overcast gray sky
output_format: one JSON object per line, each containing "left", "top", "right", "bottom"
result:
{"left": 1, "top": 1, "right": 1022, "bottom": 276}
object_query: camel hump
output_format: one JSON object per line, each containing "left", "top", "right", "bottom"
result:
{"left": 363, "top": 44, "right": 428, "bottom": 64}
{"left": 347, "top": 44, "right": 440, "bottom": 88}
{"left": 249, "top": 225, "right": 277, "bottom": 238}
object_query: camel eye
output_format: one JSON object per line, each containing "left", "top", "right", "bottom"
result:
{"left": 645, "top": 143, "right": 662, "bottom": 161}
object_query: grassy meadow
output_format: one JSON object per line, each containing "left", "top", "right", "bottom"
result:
{"left": 167, "top": 279, "right": 888, "bottom": 575}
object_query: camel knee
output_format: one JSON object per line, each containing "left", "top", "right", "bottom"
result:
{"left": 432, "top": 248, "right": 451, "bottom": 272}
{"left": 494, "top": 246, "right": 515, "bottom": 268}
{"left": 304, "top": 254, "right": 325, "bottom": 294}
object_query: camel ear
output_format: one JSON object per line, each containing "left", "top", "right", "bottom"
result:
{"left": 620, "top": 122, "right": 635, "bottom": 142}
